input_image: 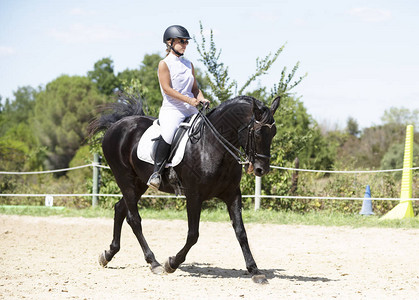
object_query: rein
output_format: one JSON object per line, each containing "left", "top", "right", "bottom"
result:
{"left": 193, "top": 104, "right": 274, "bottom": 166}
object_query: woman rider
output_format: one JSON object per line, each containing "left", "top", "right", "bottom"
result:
{"left": 147, "top": 25, "right": 209, "bottom": 189}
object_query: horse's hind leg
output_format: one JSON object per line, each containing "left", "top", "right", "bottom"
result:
{"left": 99, "top": 198, "right": 127, "bottom": 267}
{"left": 225, "top": 189, "right": 268, "bottom": 284}
{"left": 124, "top": 185, "right": 164, "bottom": 274}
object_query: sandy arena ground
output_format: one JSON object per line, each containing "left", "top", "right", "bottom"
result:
{"left": 0, "top": 214, "right": 418, "bottom": 299}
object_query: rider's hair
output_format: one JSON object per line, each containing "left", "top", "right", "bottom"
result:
{"left": 165, "top": 39, "right": 173, "bottom": 56}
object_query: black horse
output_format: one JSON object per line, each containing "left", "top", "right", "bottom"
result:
{"left": 88, "top": 94, "right": 280, "bottom": 284}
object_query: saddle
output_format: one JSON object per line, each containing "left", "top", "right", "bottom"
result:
{"left": 137, "top": 114, "right": 201, "bottom": 195}
{"left": 137, "top": 114, "right": 200, "bottom": 168}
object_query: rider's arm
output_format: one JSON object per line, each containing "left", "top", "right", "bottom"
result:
{"left": 158, "top": 61, "right": 200, "bottom": 106}
{"left": 191, "top": 63, "right": 208, "bottom": 103}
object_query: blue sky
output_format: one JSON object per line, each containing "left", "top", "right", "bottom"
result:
{"left": 1, "top": 0, "right": 418, "bottom": 129}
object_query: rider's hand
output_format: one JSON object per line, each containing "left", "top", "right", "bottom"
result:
{"left": 188, "top": 98, "right": 200, "bottom": 106}
{"left": 200, "top": 99, "right": 210, "bottom": 108}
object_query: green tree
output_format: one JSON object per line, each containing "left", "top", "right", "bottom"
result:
{"left": 346, "top": 116, "right": 360, "bottom": 137}
{"left": 117, "top": 53, "right": 162, "bottom": 116}
{"left": 381, "top": 142, "right": 419, "bottom": 180}
{"left": 0, "top": 86, "right": 37, "bottom": 134}
{"left": 338, "top": 123, "right": 407, "bottom": 168}
{"left": 117, "top": 69, "right": 141, "bottom": 91}
{"left": 87, "top": 57, "right": 120, "bottom": 96}
{"left": 0, "top": 95, "right": 3, "bottom": 134}
{"left": 0, "top": 86, "right": 45, "bottom": 171}
{"left": 33, "top": 75, "right": 108, "bottom": 170}
{"left": 137, "top": 53, "right": 162, "bottom": 106}
{"left": 194, "top": 23, "right": 236, "bottom": 102}
{"left": 0, "top": 123, "right": 45, "bottom": 171}
{"left": 195, "top": 22, "right": 306, "bottom": 103}
{"left": 334, "top": 107, "right": 418, "bottom": 169}
{"left": 381, "top": 107, "right": 419, "bottom": 128}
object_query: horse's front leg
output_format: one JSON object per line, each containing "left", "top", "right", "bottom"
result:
{"left": 226, "top": 188, "right": 268, "bottom": 284}
{"left": 164, "top": 197, "right": 202, "bottom": 273}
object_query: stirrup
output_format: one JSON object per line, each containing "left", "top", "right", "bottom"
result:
{"left": 147, "top": 172, "right": 162, "bottom": 189}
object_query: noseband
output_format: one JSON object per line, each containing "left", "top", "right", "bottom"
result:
{"left": 239, "top": 116, "right": 276, "bottom": 163}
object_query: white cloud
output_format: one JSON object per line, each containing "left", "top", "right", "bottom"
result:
{"left": 348, "top": 7, "right": 392, "bottom": 23}
{"left": 48, "top": 23, "right": 138, "bottom": 43}
{"left": 0, "top": 46, "right": 15, "bottom": 56}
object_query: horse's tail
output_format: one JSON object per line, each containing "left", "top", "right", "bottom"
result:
{"left": 88, "top": 91, "right": 146, "bottom": 137}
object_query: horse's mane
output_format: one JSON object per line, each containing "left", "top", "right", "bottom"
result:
{"left": 214, "top": 96, "right": 253, "bottom": 110}
{"left": 208, "top": 96, "right": 273, "bottom": 124}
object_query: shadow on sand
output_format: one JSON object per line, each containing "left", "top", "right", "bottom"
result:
{"left": 178, "top": 263, "right": 335, "bottom": 282}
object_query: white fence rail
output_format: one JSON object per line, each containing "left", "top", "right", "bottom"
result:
{"left": 270, "top": 165, "right": 419, "bottom": 173}
{"left": 1, "top": 163, "right": 418, "bottom": 210}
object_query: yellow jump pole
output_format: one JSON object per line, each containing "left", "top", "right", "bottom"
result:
{"left": 381, "top": 125, "right": 415, "bottom": 219}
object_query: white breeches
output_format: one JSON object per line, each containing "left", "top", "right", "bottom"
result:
{"left": 158, "top": 107, "right": 197, "bottom": 144}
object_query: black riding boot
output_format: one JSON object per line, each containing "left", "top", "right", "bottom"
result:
{"left": 147, "top": 136, "right": 171, "bottom": 189}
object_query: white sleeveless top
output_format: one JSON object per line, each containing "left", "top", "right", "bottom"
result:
{"left": 159, "top": 53, "right": 198, "bottom": 114}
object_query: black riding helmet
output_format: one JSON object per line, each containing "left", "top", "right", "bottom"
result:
{"left": 163, "top": 25, "right": 191, "bottom": 43}
{"left": 163, "top": 25, "right": 191, "bottom": 56}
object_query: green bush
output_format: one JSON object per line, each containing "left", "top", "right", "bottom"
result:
{"left": 246, "top": 168, "right": 417, "bottom": 215}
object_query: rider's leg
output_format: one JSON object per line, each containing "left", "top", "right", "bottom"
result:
{"left": 147, "top": 136, "right": 171, "bottom": 189}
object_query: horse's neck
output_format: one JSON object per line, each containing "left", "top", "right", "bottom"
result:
{"left": 208, "top": 102, "right": 252, "bottom": 144}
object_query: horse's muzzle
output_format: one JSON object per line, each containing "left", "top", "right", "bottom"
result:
{"left": 246, "top": 162, "right": 270, "bottom": 176}
{"left": 254, "top": 166, "right": 270, "bottom": 176}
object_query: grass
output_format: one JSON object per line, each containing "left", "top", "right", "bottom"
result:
{"left": 1, "top": 205, "right": 418, "bottom": 228}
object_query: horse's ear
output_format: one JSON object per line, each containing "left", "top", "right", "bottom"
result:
{"left": 252, "top": 98, "right": 263, "bottom": 120}
{"left": 270, "top": 96, "right": 281, "bottom": 116}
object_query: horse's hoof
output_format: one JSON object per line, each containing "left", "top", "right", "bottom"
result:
{"left": 163, "top": 257, "right": 177, "bottom": 273}
{"left": 98, "top": 251, "right": 109, "bottom": 267}
{"left": 151, "top": 264, "right": 165, "bottom": 275}
{"left": 252, "top": 274, "right": 268, "bottom": 284}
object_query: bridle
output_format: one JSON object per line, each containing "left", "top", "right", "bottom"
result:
{"left": 239, "top": 116, "right": 276, "bottom": 164}
{"left": 194, "top": 105, "right": 275, "bottom": 166}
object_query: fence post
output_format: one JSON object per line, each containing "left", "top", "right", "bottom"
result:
{"left": 255, "top": 176, "right": 261, "bottom": 210}
{"left": 92, "top": 153, "right": 99, "bottom": 207}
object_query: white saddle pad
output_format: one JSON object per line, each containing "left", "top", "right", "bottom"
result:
{"left": 137, "top": 114, "right": 198, "bottom": 167}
